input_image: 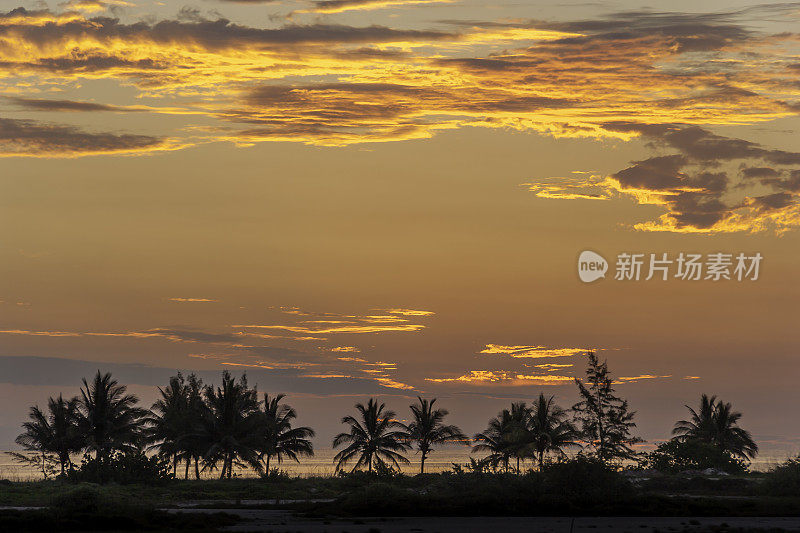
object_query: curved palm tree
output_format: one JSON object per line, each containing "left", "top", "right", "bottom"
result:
{"left": 404, "top": 397, "right": 467, "bottom": 474}
{"left": 15, "top": 394, "right": 82, "bottom": 475}
{"left": 199, "top": 371, "right": 261, "bottom": 479}
{"left": 473, "top": 406, "right": 528, "bottom": 473}
{"left": 256, "top": 393, "right": 315, "bottom": 473}
{"left": 144, "top": 374, "right": 191, "bottom": 476}
{"left": 529, "top": 393, "right": 580, "bottom": 469}
{"left": 333, "top": 398, "right": 409, "bottom": 474}
{"left": 76, "top": 371, "right": 147, "bottom": 472}
{"left": 673, "top": 394, "right": 758, "bottom": 459}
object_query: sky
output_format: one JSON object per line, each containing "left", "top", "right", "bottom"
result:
{"left": 0, "top": 0, "right": 799, "bottom": 461}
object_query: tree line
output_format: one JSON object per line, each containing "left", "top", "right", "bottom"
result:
{"left": 12, "top": 351, "right": 758, "bottom": 480}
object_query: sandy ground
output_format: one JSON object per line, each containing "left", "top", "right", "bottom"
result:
{"left": 165, "top": 509, "right": 800, "bottom": 532}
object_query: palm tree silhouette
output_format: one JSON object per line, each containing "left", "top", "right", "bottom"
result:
{"left": 473, "top": 407, "right": 525, "bottom": 473}
{"left": 183, "top": 373, "right": 208, "bottom": 479}
{"left": 76, "top": 371, "right": 147, "bottom": 477}
{"left": 144, "top": 373, "right": 192, "bottom": 477}
{"left": 256, "top": 393, "right": 315, "bottom": 473}
{"left": 15, "top": 394, "right": 82, "bottom": 476}
{"left": 403, "top": 397, "right": 466, "bottom": 474}
{"left": 199, "top": 371, "right": 261, "bottom": 479}
{"left": 529, "top": 393, "right": 580, "bottom": 469}
{"left": 333, "top": 398, "right": 409, "bottom": 474}
{"left": 673, "top": 394, "right": 758, "bottom": 460}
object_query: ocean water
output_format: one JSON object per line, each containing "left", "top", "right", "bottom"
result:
{"left": 0, "top": 446, "right": 483, "bottom": 480}
{"left": 0, "top": 446, "right": 792, "bottom": 481}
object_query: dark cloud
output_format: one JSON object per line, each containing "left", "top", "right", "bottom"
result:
{"left": 612, "top": 154, "right": 688, "bottom": 191}
{"left": 765, "top": 171, "right": 800, "bottom": 192}
{"left": 742, "top": 166, "right": 781, "bottom": 179}
{"left": 668, "top": 191, "right": 729, "bottom": 229}
{"left": 748, "top": 191, "right": 795, "bottom": 211}
{"left": 0, "top": 355, "right": 402, "bottom": 396}
{"left": 690, "top": 171, "right": 728, "bottom": 193}
{"left": 604, "top": 122, "right": 800, "bottom": 165}
{"left": 145, "top": 327, "right": 246, "bottom": 345}
{"left": 7, "top": 97, "right": 142, "bottom": 112}
{"left": 599, "top": 122, "right": 800, "bottom": 232}
{"left": 0, "top": 57, "right": 168, "bottom": 74}
{"left": 0, "top": 9, "right": 453, "bottom": 52}
{"left": 444, "top": 8, "right": 754, "bottom": 53}
{"left": 0, "top": 117, "right": 169, "bottom": 156}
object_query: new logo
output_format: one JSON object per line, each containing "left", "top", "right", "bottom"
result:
{"left": 578, "top": 250, "right": 608, "bottom": 283}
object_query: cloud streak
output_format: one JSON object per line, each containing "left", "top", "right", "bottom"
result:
{"left": 0, "top": 117, "right": 176, "bottom": 157}
{"left": 479, "top": 344, "right": 588, "bottom": 359}
{"left": 425, "top": 370, "right": 573, "bottom": 386}
{"left": 296, "top": 0, "right": 454, "bottom": 15}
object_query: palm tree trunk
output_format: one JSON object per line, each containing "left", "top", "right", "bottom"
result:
{"left": 516, "top": 456, "right": 520, "bottom": 473}
{"left": 420, "top": 451, "right": 426, "bottom": 474}
{"left": 185, "top": 458, "right": 190, "bottom": 479}
{"left": 194, "top": 456, "right": 200, "bottom": 480}
{"left": 98, "top": 449, "right": 108, "bottom": 484}
{"left": 265, "top": 454, "right": 271, "bottom": 473}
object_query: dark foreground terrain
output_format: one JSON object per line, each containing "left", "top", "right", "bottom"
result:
{"left": 2, "top": 461, "right": 800, "bottom": 532}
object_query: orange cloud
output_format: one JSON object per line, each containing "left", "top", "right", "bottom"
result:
{"left": 296, "top": 0, "right": 455, "bottom": 15}
{"left": 1, "top": 7, "right": 797, "bottom": 160}
{"left": 382, "top": 308, "right": 435, "bottom": 316}
{"left": 234, "top": 323, "right": 425, "bottom": 334}
{"left": 425, "top": 370, "right": 572, "bottom": 386}
{"left": 614, "top": 374, "right": 673, "bottom": 384}
{"left": 479, "top": 344, "right": 588, "bottom": 358}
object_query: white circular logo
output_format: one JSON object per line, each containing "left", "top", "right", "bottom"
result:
{"left": 578, "top": 250, "right": 608, "bottom": 283}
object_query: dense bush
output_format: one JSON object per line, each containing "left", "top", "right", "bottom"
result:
{"left": 540, "top": 455, "right": 632, "bottom": 500}
{"left": 644, "top": 439, "right": 747, "bottom": 474}
{"left": 327, "top": 457, "right": 633, "bottom": 516}
{"left": 67, "top": 451, "right": 173, "bottom": 485}
{"left": 761, "top": 456, "right": 800, "bottom": 496}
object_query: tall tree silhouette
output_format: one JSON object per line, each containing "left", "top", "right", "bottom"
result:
{"left": 199, "top": 371, "right": 260, "bottom": 479}
{"left": 144, "top": 373, "right": 192, "bottom": 477}
{"left": 403, "top": 397, "right": 466, "bottom": 474}
{"left": 529, "top": 393, "right": 580, "bottom": 469}
{"left": 672, "top": 394, "right": 758, "bottom": 460}
{"left": 256, "top": 393, "right": 315, "bottom": 473}
{"left": 333, "top": 398, "right": 409, "bottom": 473}
{"left": 183, "top": 373, "right": 208, "bottom": 479}
{"left": 76, "top": 371, "right": 147, "bottom": 476}
{"left": 15, "top": 394, "right": 82, "bottom": 476}
{"left": 473, "top": 406, "right": 528, "bottom": 473}
{"left": 572, "top": 352, "right": 641, "bottom": 463}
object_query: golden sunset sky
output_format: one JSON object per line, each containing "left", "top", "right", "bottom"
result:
{"left": 0, "top": 0, "right": 799, "bottom": 458}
